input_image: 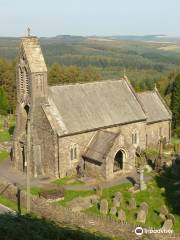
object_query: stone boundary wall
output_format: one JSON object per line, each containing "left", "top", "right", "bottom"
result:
{"left": 0, "top": 180, "right": 179, "bottom": 240}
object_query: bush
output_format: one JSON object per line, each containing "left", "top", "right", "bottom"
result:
{"left": 144, "top": 148, "right": 159, "bottom": 163}
{"left": 173, "top": 127, "right": 180, "bottom": 138}
{"left": 163, "top": 143, "right": 174, "bottom": 152}
{"left": 0, "top": 87, "right": 9, "bottom": 115}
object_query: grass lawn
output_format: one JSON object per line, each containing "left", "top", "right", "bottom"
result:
{"left": 0, "top": 195, "right": 18, "bottom": 212}
{"left": 82, "top": 180, "right": 180, "bottom": 233}
{"left": 30, "top": 186, "right": 44, "bottom": 196}
{"left": 0, "top": 150, "right": 9, "bottom": 162}
{"left": 0, "top": 115, "right": 15, "bottom": 143}
{"left": 58, "top": 189, "right": 94, "bottom": 207}
{"left": 0, "top": 130, "right": 11, "bottom": 142}
{"left": 171, "top": 137, "right": 180, "bottom": 145}
{"left": 52, "top": 176, "right": 85, "bottom": 186}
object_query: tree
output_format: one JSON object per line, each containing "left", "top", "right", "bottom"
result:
{"left": 0, "top": 87, "right": 9, "bottom": 115}
{"left": 171, "top": 74, "right": 180, "bottom": 129}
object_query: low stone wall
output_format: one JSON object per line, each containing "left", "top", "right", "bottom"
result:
{"left": 0, "top": 180, "right": 179, "bottom": 240}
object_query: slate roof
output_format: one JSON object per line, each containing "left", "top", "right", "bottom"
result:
{"left": 21, "top": 37, "right": 47, "bottom": 73}
{"left": 83, "top": 130, "right": 118, "bottom": 163}
{"left": 47, "top": 79, "right": 147, "bottom": 135}
{"left": 137, "top": 90, "right": 171, "bottom": 123}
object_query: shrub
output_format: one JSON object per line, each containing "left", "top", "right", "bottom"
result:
{"left": 144, "top": 148, "right": 159, "bottom": 163}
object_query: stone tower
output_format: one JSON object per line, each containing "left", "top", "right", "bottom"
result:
{"left": 12, "top": 36, "right": 48, "bottom": 176}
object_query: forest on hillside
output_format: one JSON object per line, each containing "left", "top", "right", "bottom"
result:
{"left": 0, "top": 36, "right": 180, "bottom": 134}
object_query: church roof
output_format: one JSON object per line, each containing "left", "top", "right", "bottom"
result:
{"left": 83, "top": 130, "right": 118, "bottom": 163}
{"left": 137, "top": 90, "right": 171, "bottom": 123}
{"left": 20, "top": 37, "right": 47, "bottom": 73}
{"left": 47, "top": 79, "right": 147, "bottom": 136}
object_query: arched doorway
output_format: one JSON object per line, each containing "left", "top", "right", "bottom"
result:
{"left": 113, "top": 150, "right": 124, "bottom": 172}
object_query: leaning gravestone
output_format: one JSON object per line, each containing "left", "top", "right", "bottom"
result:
{"left": 137, "top": 209, "right": 147, "bottom": 223}
{"left": 140, "top": 202, "right": 149, "bottom": 215}
{"left": 110, "top": 206, "right": 117, "bottom": 216}
{"left": 129, "top": 197, "right": 136, "bottom": 209}
{"left": 162, "top": 219, "right": 173, "bottom": 230}
{"left": 167, "top": 213, "right": 175, "bottom": 224}
{"left": 159, "top": 212, "right": 166, "bottom": 221}
{"left": 115, "top": 192, "right": 123, "bottom": 200}
{"left": 95, "top": 184, "right": 103, "bottom": 197}
{"left": 118, "top": 209, "right": 126, "bottom": 222}
{"left": 113, "top": 197, "right": 120, "bottom": 207}
{"left": 159, "top": 205, "right": 169, "bottom": 217}
{"left": 100, "top": 199, "right": 108, "bottom": 215}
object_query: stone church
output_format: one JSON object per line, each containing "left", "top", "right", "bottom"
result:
{"left": 12, "top": 36, "right": 172, "bottom": 180}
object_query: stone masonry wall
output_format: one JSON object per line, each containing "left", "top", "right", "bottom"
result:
{"left": 146, "top": 121, "right": 171, "bottom": 148}
{"left": 58, "top": 121, "right": 147, "bottom": 178}
{"left": 31, "top": 105, "right": 56, "bottom": 177}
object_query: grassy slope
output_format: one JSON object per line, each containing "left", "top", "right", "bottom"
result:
{"left": 83, "top": 180, "right": 180, "bottom": 232}
{"left": 0, "top": 196, "right": 17, "bottom": 211}
{"left": 52, "top": 176, "right": 84, "bottom": 186}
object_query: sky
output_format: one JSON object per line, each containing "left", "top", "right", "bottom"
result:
{"left": 0, "top": 0, "right": 180, "bottom": 37}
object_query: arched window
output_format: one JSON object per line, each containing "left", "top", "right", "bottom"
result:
{"left": 19, "top": 67, "right": 24, "bottom": 95}
{"left": 70, "top": 144, "right": 78, "bottom": 161}
{"left": 132, "top": 130, "right": 139, "bottom": 145}
{"left": 24, "top": 68, "right": 30, "bottom": 96}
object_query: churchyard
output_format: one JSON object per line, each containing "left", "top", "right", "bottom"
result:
{"left": 29, "top": 173, "right": 180, "bottom": 232}
{"left": 0, "top": 114, "right": 180, "bottom": 235}
{"left": 0, "top": 115, "right": 14, "bottom": 162}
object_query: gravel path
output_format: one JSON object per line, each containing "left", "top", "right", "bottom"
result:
{"left": 0, "top": 159, "right": 152, "bottom": 191}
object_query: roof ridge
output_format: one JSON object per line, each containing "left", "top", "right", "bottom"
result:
{"left": 137, "top": 90, "right": 154, "bottom": 95}
{"left": 49, "top": 78, "right": 125, "bottom": 88}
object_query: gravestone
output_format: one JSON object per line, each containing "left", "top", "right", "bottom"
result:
{"left": 113, "top": 197, "right": 120, "bottom": 207}
{"left": 159, "top": 205, "right": 169, "bottom": 218}
{"left": 162, "top": 219, "right": 173, "bottom": 230}
{"left": 137, "top": 209, "right": 147, "bottom": 223}
{"left": 95, "top": 184, "right": 103, "bottom": 197}
{"left": 114, "top": 192, "right": 123, "bottom": 200}
{"left": 129, "top": 197, "right": 136, "bottom": 209}
{"left": 100, "top": 199, "right": 108, "bottom": 215}
{"left": 140, "top": 202, "right": 149, "bottom": 215}
{"left": 3, "top": 119, "right": 9, "bottom": 129}
{"left": 159, "top": 212, "right": 166, "bottom": 221}
{"left": 110, "top": 206, "right": 117, "bottom": 216}
{"left": 118, "top": 209, "right": 126, "bottom": 222}
{"left": 167, "top": 213, "right": 175, "bottom": 224}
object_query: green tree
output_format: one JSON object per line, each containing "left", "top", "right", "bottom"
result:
{"left": 0, "top": 87, "right": 9, "bottom": 115}
{"left": 171, "top": 74, "right": 180, "bottom": 129}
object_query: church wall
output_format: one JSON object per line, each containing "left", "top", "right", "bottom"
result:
{"left": 58, "top": 121, "right": 146, "bottom": 179}
{"left": 31, "top": 105, "right": 57, "bottom": 177}
{"left": 146, "top": 120, "right": 171, "bottom": 148}
{"left": 58, "top": 131, "right": 95, "bottom": 178}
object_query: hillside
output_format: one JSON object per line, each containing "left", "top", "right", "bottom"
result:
{"left": 0, "top": 35, "right": 180, "bottom": 90}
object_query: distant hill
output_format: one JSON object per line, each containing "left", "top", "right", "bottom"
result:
{"left": 110, "top": 35, "right": 180, "bottom": 44}
{"left": 0, "top": 35, "right": 180, "bottom": 89}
